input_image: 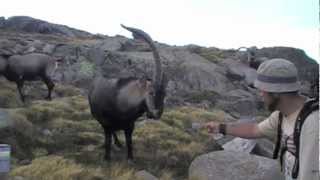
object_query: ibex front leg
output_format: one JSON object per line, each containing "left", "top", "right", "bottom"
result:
{"left": 124, "top": 124, "right": 134, "bottom": 161}
{"left": 16, "top": 79, "right": 25, "bottom": 102}
{"left": 42, "top": 76, "right": 54, "bottom": 100}
{"left": 102, "top": 127, "right": 112, "bottom": 160}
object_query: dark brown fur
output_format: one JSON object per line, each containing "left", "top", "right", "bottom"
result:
{"left": 0, "top": 53, "right": 58, "bottom": 102}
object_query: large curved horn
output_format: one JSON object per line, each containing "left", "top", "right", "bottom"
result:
{"left": 121, "top": 24, "right": 162, "bottom": 87}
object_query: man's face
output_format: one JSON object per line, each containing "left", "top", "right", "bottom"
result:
{"left": 259, "top": 90, "right": 280, "bottom": 111}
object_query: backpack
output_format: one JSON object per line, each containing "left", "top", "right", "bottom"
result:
{"left": 272, "top": 98, "right": 319, "bottom": 178}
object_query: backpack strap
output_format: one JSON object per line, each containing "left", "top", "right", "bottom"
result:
{"left": 272, "top": 112, "right": 283, "bottom": 159}
{"left": 291, "top": 98, "right": 319, "bottom": 178}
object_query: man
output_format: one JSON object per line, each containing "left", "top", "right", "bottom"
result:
{"left": 206, "top": 58, "right": 319, "bottom": 180}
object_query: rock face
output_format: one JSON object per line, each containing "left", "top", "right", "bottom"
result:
{"left": 219, "top": 137, "right": 274, "bottom": 158}
{"left": 0, "top": 16, "right": 318, "bottom": 115}
{"left": 222, "top": 138, "right": 257, "bottom": 153}
{"left": 220, "top": 58, "right": 257, "bottom": 86}
{"left": 0, "top": 16, "right": 92, "bottom": 38}
{"left": 257, "top": 47, "right": 318, "bottom": 82}
{"left": 189, "top": 151, "right": 284, "bottom": 180}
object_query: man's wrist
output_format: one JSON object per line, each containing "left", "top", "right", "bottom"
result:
{"left": 219, "top": 123, "right": 227, "bottom": 135}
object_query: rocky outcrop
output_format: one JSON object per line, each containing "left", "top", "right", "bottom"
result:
{"left": 189, "top": 151, "right": 284, "bottom": 180}
{"left": 0, "top": 16, "right": 318, "bottom": 114}
{"left": 257, "top": 47, "right": 318, "bottom": 82}
{"left": 0, "top": 16, "right": 92, "bottom": 38}
{"left": 220, "top": 58, "right": 257, "bottom": 86}
{"left": 220, "top": 137, "right": 274, "bottom": 158}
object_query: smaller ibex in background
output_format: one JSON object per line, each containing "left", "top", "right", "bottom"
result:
{"left": 88, "top": 24, "right": 168, "bottom": 161}
{"left": 0, "top": 53, "right": 61, "bottom": 102}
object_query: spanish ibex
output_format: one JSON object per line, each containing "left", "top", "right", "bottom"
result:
{"left": 0, "top": 53, "right": 60, "bottom": 102}
{"left": 237, "top": 46, "right": 259, "bottom": 69}
{"left": 88, "top": 24, "right": 168, "bottom": 161}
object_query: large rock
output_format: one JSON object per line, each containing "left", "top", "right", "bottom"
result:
{"left": 0, "top": 17, "right": 318, "bottom": 105}
{"left": 222, "top": 138, "right": 257, "bottom": 153}
{"left": 216, "top": 89, "right": 259, "bottom": 117}
{"left": 257, "top": 47, "right": 318, "bottom": 82}
{"left": 252, "top": 138, "right": 274, "bottom": 158}
{"left": 221, "top": 59, "right": 257, "bottom": 86}
{"left": 220, "top": 137, "right": 274, "bottom": 158}
{"left": 189, "top": 151, "right": 284, "bottom": 180}
{"left": 1, "top": 16, "right": 92, "bottom": 38}
{"left": 160, "top": 48, "right": 235, "bottom": 95}
{"left": 135, "top": 170, "right": 158, "bottom": 180}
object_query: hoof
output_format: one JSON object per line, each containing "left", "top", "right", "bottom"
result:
{"left": 112, "top": 145, "right": 122, "bottom": 152}
{"left": 127, "top": 159, "right": 135, "bottom": 165}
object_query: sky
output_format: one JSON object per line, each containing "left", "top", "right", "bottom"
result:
{"left": 1, "top": 0, "right": 319, "bottom": 61}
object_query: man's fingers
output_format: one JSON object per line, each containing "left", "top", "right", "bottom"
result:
{"left": 205, "top": 122, "right": 219, "bottom": 133}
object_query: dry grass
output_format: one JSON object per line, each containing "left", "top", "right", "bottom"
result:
{"left": 54, "top": 84, "right": 83, "bottom": 97}
{"left": 16, "top": 95, "right": 92, "bottom": 124}
{"left": 126, "top": 106, "right": 226, "bottom": 178}
{"left": 5, "top": 93, "right": 229, "bottom": 179}
{"left": 0, "top": 78, "right": 22, "bottom": 108}
{"left": 196, "top": 47, "right": 226, "bottom": 63}
{"left": 10, "top": 156, "right": 107, "bottom": 180}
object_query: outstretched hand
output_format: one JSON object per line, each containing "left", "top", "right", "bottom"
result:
{"left": 205, "top": 121, "right": 220, "bottom": 134}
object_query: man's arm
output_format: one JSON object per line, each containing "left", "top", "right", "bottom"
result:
{"left": 205, "top": 121, "right": 264, "bottom": 139}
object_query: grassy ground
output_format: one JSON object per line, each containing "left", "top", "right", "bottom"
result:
{"left": 0, "top": 78, "right": 229, "bottom": 180}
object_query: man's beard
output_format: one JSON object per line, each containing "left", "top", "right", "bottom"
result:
{"left": 267, "top": 96, "right": 280, "bottom": 112}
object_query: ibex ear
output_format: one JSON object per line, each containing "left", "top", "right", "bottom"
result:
{"left": 54, "top": 56, "right": 63, "bottom": 62}
{"left": 138, "top": 78, "right": 152, "bottom": 89}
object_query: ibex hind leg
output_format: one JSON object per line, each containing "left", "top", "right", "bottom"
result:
{"left": 42, "top": 76, "right": 54, "bottom": 100}
{"left": 112, "top": 132, "right": 123, "bottom": 148}
{"left": 124, "top": 126, "right": 134, "bottom": 161}
{"left": 16, "top": 80, "right": 25, "bottom": 102}
{"left": 102, "top": 127, "right": 112, "bottom": 161}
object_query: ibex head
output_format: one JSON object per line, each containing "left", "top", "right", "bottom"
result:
{"left": 121, "top": 24, "right": 168, "bottom": 119}
{"left": 143, "top": 76, "right": 167, "bottom": 119}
